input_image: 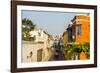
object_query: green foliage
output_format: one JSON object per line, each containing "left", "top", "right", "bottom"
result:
{"left": 63, "top": 45, "right": 67, "bottom": 49}
{"left": 63, "top": 42, "right": 90, "bottom": 60}
{"left": 22, "top": 18, "right": 36, "bottom": 41}
{"left": 22, "top": 18, "right": 36, "bottom": 31}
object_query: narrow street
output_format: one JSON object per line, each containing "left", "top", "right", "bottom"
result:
{"left": 49, "top": 40, "right": 65, "bottom": 61}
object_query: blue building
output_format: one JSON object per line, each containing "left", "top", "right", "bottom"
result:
{"left": 67, "top": 24, "right": 72, "bottom": 42}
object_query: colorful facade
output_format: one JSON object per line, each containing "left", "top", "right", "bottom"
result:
{"left": 67, "top": 22, "right": 73, "bottom": 42}
{"left": 63, "top": 15, "right": 90, "bottom": 60}
{"left": 62, "top": 31, "right": 68, "bottom": 45}
{"left": 67, "top": 15, "right": 90, "bottom": 43}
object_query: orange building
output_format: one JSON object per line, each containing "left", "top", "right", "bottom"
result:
{"left": 79, "top": 51, "right": 87, "bottom": 60}
{"left": 69, "top": 15, "right": 90, "bottom": 43}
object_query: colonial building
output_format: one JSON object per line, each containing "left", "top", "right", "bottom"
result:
{"left": 22, "top": 28, "right": 53, "bottom": 62}
{"left": 67, "top": 15, "right": 90, "bottom": 43}
{"left": 62, "top": 14, "right": 90, "bottom": 60}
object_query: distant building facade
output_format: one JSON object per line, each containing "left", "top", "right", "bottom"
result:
{"left": 62, "top": 31, "right": 68, "bottom": 45}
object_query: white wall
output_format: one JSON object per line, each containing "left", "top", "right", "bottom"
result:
{"left": 0, "top": 0, "right": 100, "bottom": 73}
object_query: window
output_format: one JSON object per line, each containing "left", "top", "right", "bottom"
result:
{"left": 76, "top": 25, "right": 81, "bottom": 35}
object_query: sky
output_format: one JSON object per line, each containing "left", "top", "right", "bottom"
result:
{"left": 22, "top": 10, "right": 77, "bottom": 36}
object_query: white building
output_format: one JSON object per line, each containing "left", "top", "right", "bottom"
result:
{"left": 22, "top": 28, "right": 54, "bottom": 62}
{"left": 30, "top": 28, "right": 44, "bottom": 42}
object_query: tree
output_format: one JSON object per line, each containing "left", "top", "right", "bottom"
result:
{"left": 63, "top": 42, "right": 90, "bottom": 60}
{"left": 22, "top": 18, "right": 36, "bottom": 41}
{"left": 22, "top": 18, "right": 36, "bottom": 30}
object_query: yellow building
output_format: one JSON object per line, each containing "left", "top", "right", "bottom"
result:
{"left": 63, "top": 31, "right": 68, "bottom": 45}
